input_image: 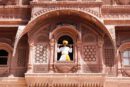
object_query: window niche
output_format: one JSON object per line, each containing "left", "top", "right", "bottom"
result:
{"left": 0, "top": 50, "right": 8, "bottom": 65}
{"left": 122, "top": 49, "right": 130, "bottom": 66}
{"left": 118, "top": 45, "right": 130, "bottom": 76}
{"left": 57, "top": 35, "right": 74, "bottom": 62}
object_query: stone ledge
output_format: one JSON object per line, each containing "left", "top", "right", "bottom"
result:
{"left": 0, "top": 5, "right": 30, "bottom": 9}
{"left": 30, "top": 1, "right": 102, "bottom": 7}
{"left": 25, "top": 73, "right": 105, "bottom": 87}
{"left": 0, "top": 77, "right": 27, "bottom": 87}
{"left": 102, "top": 5, "right": 130, "bottom": 13}
{"left": 0, "top": 19, "right": 29, "bottom": 25}
{"left": 104, "top": 20, "right": 130, "bottom": 25}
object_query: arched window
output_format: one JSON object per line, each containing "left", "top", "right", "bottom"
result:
{"left": 122, "top": 49, "right": 130, "bottom": 66}
{"left": 0, "top": 50, "right": 8, "bottom": 65}
{"left": 57, "top": 35, "right": 73, "bottom": 61}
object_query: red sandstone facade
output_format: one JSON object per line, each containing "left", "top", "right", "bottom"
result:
{"left": 0, "top": 0, "right": 130, "bottom": 87}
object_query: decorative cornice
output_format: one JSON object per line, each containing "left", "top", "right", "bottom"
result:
{"left": 102, "top": 5, "right": 130, "bottom": 13}
{"left": 0, "top": 5, "right": 30, "bottom": 8}
{"left": 102, "top": 5, "right": 130, "bottom": 23}
{"left": 31, "top": 1, "right": 103, "bottom": 7}
{"left": 32, "top": 7, "right": 101, "bottom": 18}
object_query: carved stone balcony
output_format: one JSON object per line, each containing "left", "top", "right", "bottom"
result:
{"left": 0, "top": 5, "right": 31, "bottom": 25}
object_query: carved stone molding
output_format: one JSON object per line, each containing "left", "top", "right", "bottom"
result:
{"left": 102, "top": 6, "right": 130, "bottom": 19}
{"left": 54, "top": 63, "right": 78, "bottom": 73}
{"left": 25, "top": 73, "right": 104, "bottom": 87}
{"left": 0, "top": 6, "right": 30, "bottom": 25}
{"left": 31, "top": 1, "right": 102, "bottom": 18}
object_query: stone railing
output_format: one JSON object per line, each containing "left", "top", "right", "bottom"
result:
{"left": 25, "top": 73, "right": 105, "bottom": 87}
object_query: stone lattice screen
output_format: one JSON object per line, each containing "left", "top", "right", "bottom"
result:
{"left": 103, "top": 36, "right": 114, "bottom": 67}
{"left": 83, "top": 34, "right": 97, "bottom": 64}
{"left": 35, "top": 43, "right": 48, "bottom": 64}
{"left": 83, "top": 45, "right": 97, "bottom": 62}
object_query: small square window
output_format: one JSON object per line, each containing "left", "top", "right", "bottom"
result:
{"left": 0, "top": 50, "right": 8, "bottom": 65}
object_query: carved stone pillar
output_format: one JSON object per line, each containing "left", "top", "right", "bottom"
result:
{"left": 18, "top": 0, "right": 22, "bottom": 5}
{"left": 49, "top": 39, "right": 55, "bottom": 73}
{"left": 33, "top": 0, "right": 38, "bottom": 2}
{"left": 77, "top": 40, "right": 83, "bottom": 73}
{"left": 98, "top": 38, "right": 105, "bottom": 73}
{"left": 117, "top": 50, "right": 122, "bottom": 77}
{"left": 26, "top": 42, "right": 35, "bottom": 73}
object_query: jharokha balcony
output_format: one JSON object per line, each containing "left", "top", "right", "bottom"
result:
{"left": 0, "top": 0, "right": 130, "bottom": 87}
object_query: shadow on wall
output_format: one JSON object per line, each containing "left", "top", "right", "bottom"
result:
{"left": 16, "top": 34, "right": 29, "bottom": 77}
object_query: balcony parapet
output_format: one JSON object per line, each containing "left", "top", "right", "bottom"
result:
{"left": 25, "top": 73, "right": 105, "bottom": 87}
{"left": 0, "top": 5, "right": 31, "bottom": 25}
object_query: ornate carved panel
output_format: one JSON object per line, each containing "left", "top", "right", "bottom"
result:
{"left": 83, "top": 45, "right": 97, "bottom": 62}
{"left": 31, "top": 1, "right": 102, "bottom": 19}
{"left": 34, "top": 43, "right": 48, "bottom": 64}
{"left": 54, "top": 63, "right": 78, "bottom": 73}
{"left": 82, "top": 33, "right": 98, "bottom": 64}
{"left": 33, "top": 64, "right": 49, "bottom": 73}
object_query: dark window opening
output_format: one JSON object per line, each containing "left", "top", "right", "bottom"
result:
{"left": 57, "top": 35, "right": 73, "bottom": 61}
{"left": 0, "top": 50, "right": 8, "bottom": 65}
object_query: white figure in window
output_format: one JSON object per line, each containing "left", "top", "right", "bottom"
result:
{"left": 57, "top": 40, "right": 72, "bottom": 61}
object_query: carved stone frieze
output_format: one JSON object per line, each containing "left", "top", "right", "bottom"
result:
{"left": 31, "top": 1, "right": 102, "bottom": 18}
{"left": 54, "top": 63, "right": 78, "bottom": 73}
{"left": 0, "top": 6, "right": 30, "bottom": 25}
{"left": 102, "top": 5, "right": 130, "bottom": 19}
